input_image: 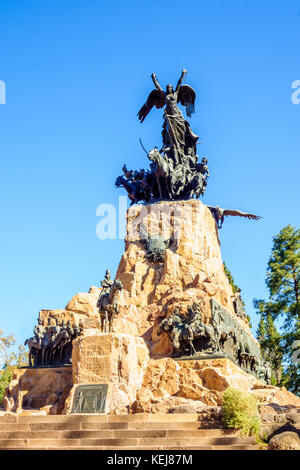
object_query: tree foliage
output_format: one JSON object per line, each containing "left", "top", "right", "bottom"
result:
{"left": 0, "top": 330, "right": 28, "bottom": 405}
{"left": 223, "top": 262, "right": 239, "bottom": 294}
{"left": 255, "top": 308, "right": 283, "bottom": 384}
{"left": 266, "top": 225, "right": 300, "bottom": 331}
{"left": 0, "top": 329, "right": 15, "bottom": 367}
{"left": 254, "top": 225, "right": 300, "bottom": 394}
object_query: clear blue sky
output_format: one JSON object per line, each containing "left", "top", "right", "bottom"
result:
{"left": 0, "top": 0, "right": 299, "bottom": 351}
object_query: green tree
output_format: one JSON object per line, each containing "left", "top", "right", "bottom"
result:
{"left": 255, "top": 308, "right": 283, "bottom": 384}
{"left": 254, "top": 225, "right": 300, "bottom": 394}
{"left": 223, "top": 262, "right": 239, "bottom": 293}
{"left": 6, "top": 344, "right": 28, "bottom": 369}
{"left": 0, "top": 331, "right": 28, "bottom": 404}
{"left": 267, "top": 225, "right": 300, "bottom": 331}
{"left": 0, "top": 329, "right": 15, "bottom": 367}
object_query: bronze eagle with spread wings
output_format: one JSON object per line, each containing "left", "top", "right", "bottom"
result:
{"left": 206, "top": 205, "right": 262, "bottom": 229}
{"left": 137, "top": 69, "right": 196, "bottom": 123}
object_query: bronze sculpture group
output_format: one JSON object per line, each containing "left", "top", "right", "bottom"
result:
{"left": 25, "top": 318, "right": 82, "bottom": 367}
{"left": 116, "top": 69, "right": 261, "bottom": 227}
{"left": 157, "top": 301, "right": 272, "bottom": 384}
{"left": 116, "top": 70, "right": 210, "bottom": 204}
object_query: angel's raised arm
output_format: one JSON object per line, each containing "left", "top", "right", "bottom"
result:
{"left": 151, "top": 73, "right": 163, "bottom": 91}
{"left": 175, "top": 69, "right": 187, "bottom": 92}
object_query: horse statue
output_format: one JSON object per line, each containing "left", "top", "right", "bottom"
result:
{"left": 98, "top": 278, "right": 123, "bottom": 332}
{"left": 115, "top": 176, "right": 141, "bottom": 205}
{"left": 182, "top": 304, "right": 218, "bottom": 355}
{"left": 50, "top": 323, "right": 72, "bottom": 364}
{"left": 211, "top": 311, "right": 234, "bottom": 352}
{"left": 157, "top": 303, "right": 219, "bottom": 357}
{"left": 40, "top": 326, "right": 57, "bottom": 365}
{"left": 24, "top": 336, "right": 41, "bottom": 367}
{"left": 148, "top": 148, "right": 172, "bottom": 200}
{"left": 157, "top": 310, "right": 186, "bottom": 355}
{"left": 24, "top": 325, "right": 57, "bottom": 366}
{"left": 63, "top": 324, "right": 82, "bottom": 363}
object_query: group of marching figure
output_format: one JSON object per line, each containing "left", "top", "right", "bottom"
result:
{"left": 24, "top": 318, "right": 82, "bottom": 367}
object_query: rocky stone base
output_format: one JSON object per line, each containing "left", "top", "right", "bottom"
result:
{"left": 260, "top": 403, "right": 300, "bottom": 442}
{"left": 128, "top": 356, "right": 280, "bottom": 414}
{"left": 2, "top": 367, "right": 72, "bottom": 414}
{"left": 268, "top": 431, "right": 300, "bottom": 450}
{"left": 4, "top": 332, "right": 300, "bottom": 416}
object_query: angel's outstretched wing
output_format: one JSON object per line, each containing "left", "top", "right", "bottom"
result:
{"left": 137, "top": 89, "right": 165, "bottom": 123}
{"left": 223, "top": 209, "right": 262, "bottom": 220}
{"left": 177, "top": 84, "right": 196, "bottom": 117}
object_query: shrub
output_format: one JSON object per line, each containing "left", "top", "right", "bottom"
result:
{"left": 222, "top": 387, "right": 261, "bottom": 437}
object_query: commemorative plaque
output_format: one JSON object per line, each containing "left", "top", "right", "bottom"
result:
{"left": 71, "top": 384, "right": 108, "bottom": 414}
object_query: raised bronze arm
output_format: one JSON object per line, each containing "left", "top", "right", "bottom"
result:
{"left": 151, "top": 73, "right": 163, "bottom": 91}
{"left": 175, "top": 69, "right": 187, "bottom": 92}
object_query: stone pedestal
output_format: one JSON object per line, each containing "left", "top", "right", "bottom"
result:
{"left": 63, "top": 333, "right": 150, "bottom": 414}
{"left": 5, "top": 200, "right": 300, "bottom": 414}
{"left": 113, "top": 200, "right": 254, "bottom": 356}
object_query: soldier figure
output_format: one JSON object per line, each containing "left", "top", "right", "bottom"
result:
{"left": 232, "top": 288, "right": 248, "bottom": 321}
{"left": 185, "top": 147, "right": 198, "bottom": 168}
{"left": 197, "top": 157, "right": 210, "bottom": 179}
{"left": 33, "top": 317, "right": 45, "bottom": 348}
{"left": 263, "top": 360, "right": 272, "bottom": 384}
{"left": 54, "top": 318, "right": 61, "bottom": 336}
{"left": 100, "top": 269, "right": 114, "bottom": 298}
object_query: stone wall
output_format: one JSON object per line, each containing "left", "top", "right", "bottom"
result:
{"left": 2, "top": 367, "right": 72, "bottom": 414}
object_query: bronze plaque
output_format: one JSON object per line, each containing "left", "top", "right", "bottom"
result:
{"left": 71, "top": 384, "right": 108, "bottom": 414}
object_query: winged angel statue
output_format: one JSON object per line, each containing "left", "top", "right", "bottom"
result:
{"left": 115, "top": 70, "right": 262, "bottom": 229}
{"left": 116, "top": 69, "right": 209, "bottom": 203}
{"left": 138, "top": 69, "right": 199, "bottom": 165}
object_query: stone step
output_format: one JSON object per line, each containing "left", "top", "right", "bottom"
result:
{"left": 0, "top": 436, "right": 256, "bottom": 448}
{"left": 0, "top": 429, "right": 243, "bottom": 440}
{"left": 0, "top": 413, "right": 259, "bottom": 451}
{"left": 78, "top": 436, "right": 256, "bottom": 446}
{"left": 0, "top": 413, "right": 201, "bottom": 423}
{"left": 0, "top": 422, "right": 227, "bottom": 432}
{"left": 0, "top": 445, "right": 261, "bottom": 450}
